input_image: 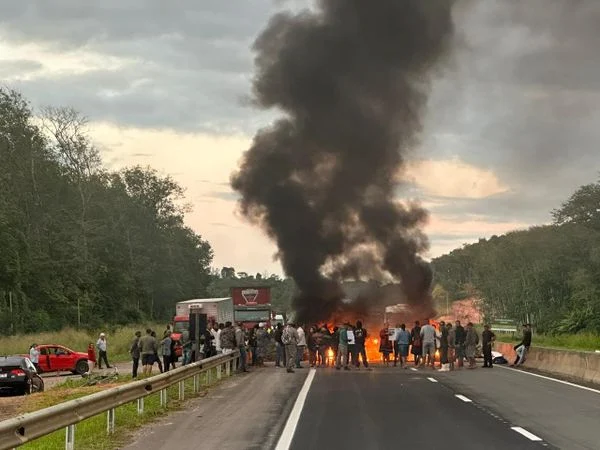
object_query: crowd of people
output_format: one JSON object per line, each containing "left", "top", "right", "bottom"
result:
{"left": 105, "top": 319, "right": 533, "bottom": 378}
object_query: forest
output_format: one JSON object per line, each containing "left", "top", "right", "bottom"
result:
{"left": 0, "top": 88, "right": 297, "bottom": 335}
{"left": 431, "top": 177, "right": 600, "bottom": 334}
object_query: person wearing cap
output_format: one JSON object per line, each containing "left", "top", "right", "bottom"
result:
{"left": 96, "top": 332, "right": 111, "bottom": 369}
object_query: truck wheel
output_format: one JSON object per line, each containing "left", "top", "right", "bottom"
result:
{"left": 75, "top": 360, "right": 89, "bottom": 375}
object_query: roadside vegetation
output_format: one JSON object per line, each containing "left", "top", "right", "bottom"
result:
{"left": 0, "top": 324, "right": 164, "bottom": 361}
{"left": 432, "top": 176, "right": 600, "bottom": 335}
{"left": 18, "top": 367, "right": 220, "bottom": 450}
{"left": 496, "top": 332, "right": 600, "bottom": 352}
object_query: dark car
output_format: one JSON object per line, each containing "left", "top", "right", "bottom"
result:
{"left": 0, "top": 356, "right": 44, "bottom": 395}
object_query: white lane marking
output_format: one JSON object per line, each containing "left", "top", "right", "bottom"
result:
{"left": 497, "top": 365, "right": 600, "bottom": 395}
{"left": 455, "top": 394, "right": 472, "bottom": 403}
{"left": 511, "top": 426, "right": 543, "bottom": 441}
{"left": 275, "top": 368, "right": 316, "bottom": 450}
{"left": 427, "top": 377, "right": 438, "bottom": 383}
{"left": 410, "top": 367, "right": 418, "bottom": 372}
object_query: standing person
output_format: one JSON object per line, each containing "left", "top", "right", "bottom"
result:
{"left": 347, "top": 324, "right": 356, "bottom": 367}
{"left": 282, "top": 322, "right": 299, "bottom": 373}
{"left": 130, "top": 331, "right": 142, "bottom": 378}
{"left": 296, "top": 324, "right": 306, "bottom": 368}
{"left": 160, "top": 331, "right": 172, "bottom": 372}
{"left": 150, "top": 331, "right": 163, "bottom": 373}
{"left": 248, "top": 325, "right": 258, "bottom": 366}
{"left": 379, "top": 323, "right": 393, "bottom": 366}
{"left": 29, "top": 344, "right": 41, "bottom": 373}
{"left": 439, "top": 321, "right": 450, "bottom": 372}
{"left": 87, "top": 343, "right": 96, "bottom": 374}
{"left": 454, "top": 320, "right": 466, "bottom": 368}
{"left": 396, "top": 324, "right": 411, "bottom": 369}
{"left": 336, "top": 323, "right": 350, "bottom": 371}
{"left": 139, "top": 328, "right": 158, "bottom": 376}
{"left": 410, "top": 321, "right": 422, "bottom": 366}
{"left": 465, "top": 322, "right": 479, "bottom": 369}
{"left": 211, "top": 323, "right": 222, "bottom": 354}
{"left": 354, "top": 320, "right": 369, "bottom": 368}
{"left": 255, "top": 322, "right": 269, "bottom": 366}
{"left": 319, "top": 326, "right": 332, "bottom": 367}
{"left": 420, "top": 320, "right": 436, "bottom": 369}
{"left": 447, "top": 322, "right": 456, "bottom": 371}
{"left": 96, "top": 333, "right": 111, "bottom": 369}
{"left": 512, "top": 324, "right": 532, "bottom": 367}
{"left": 274, "top": 323, "right": 285, "bottom": 367}
{"left": 169, "top": 334, "right": 178, "bottom": 369}
{"left": 234, "top": 322, "right": 248, "bottom": 372}
{"left": 220, "top": 321, "right": 236, "bottom": 354}
{"left": 307, "top": 327, "right": 317, "bottom": 367}
{"left": 481, "top": 324, "right": 496, "bottom": 368}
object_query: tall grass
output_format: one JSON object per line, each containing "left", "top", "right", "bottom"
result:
{"left": 496, "top": 331, "right": 600, "bottom": 351}
{"left": 0, "top": 323, "right": 165, "bottom": 361}
{"left": 19, "top": 369, "right": 216, "bottom": 450}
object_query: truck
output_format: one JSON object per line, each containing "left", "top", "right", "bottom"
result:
{"left": 172, "top": 297, "right": 235, "bottom": 356}
{"left": 231, "top": 286, "right": 272, "bottom": 330}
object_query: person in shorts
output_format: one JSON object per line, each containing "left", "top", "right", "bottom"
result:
{"left": 420, "top": 319, "right": 437, "bottom": 368}
{"left": 139, "top": 328, "right": 158, "bottom": 376}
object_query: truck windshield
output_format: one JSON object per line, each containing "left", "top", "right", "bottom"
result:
{"left": 235, "top": 310, "right": 270, "bottom": 322}
{"left": 174, "top": 322, "right": 189, "bottom": 333}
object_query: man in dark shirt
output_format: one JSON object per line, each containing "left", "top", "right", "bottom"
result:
{"left": 512, "top": 324, "right": 532, "bottom": 366}
{"left": 454, "top": 320, "right": 466, "bottom": 368}
{"left": 481, "top": 324, "right": 496, "bottom": 368}
{"left": 354, "top": 320, "right": 369, "bottom": 368}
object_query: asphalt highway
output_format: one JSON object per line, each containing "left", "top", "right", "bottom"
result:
{"left": 123, "top": 362, "right": 600, "bottom": 450}
{"left": 288, "top": 366, "right": 550, "bottom": 450}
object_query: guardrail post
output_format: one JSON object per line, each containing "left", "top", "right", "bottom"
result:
{"left": 207, "top": 368, "right": 212, "bottom": 385}
{"left": 137, "top": 397, "right": 144, "bottom": 415}
{"left": 193, "top": 374, "right": 198, "bottom": 393}
{"left": 233, "top": 356, "right": 238, "bottom": 372}
{"left": 106, "top": 408, "right": 115, "bottom": 434}
{"left": 160, "top": 389, "right": 167, "bottom": 407}
{"left": 65, "top": 424, "right": 75, "bottom": 450}
{"left": 226, "top": 360, "right": 231, "bottom": 376}
{"left": 179, "top": 380, "right": 185, "bottom": 400}
{"left": 217, "top": 364, "right": 222, "bottom": 380}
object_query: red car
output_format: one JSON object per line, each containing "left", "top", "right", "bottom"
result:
{"left": 28, "top": 345, "right": 90, "bottom": 375}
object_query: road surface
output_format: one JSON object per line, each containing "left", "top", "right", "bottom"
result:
{"left": 124, "top": 363, "right": 600, "bottom": 450}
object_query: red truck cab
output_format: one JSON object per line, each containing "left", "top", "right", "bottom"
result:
{"left": 231, "top": 286, "right": 272, "bottom": 330}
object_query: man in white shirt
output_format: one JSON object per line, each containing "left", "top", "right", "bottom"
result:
{"left": 211, "top": 324, "right": 222, "bottom": 354}
{"left": 96, "top": 333, "right": 111, "bottom": 369}
{"left": 420, "top": 320, "right": 437, "bottom": 369}
{"left": 296, "top": 324, "right": 307, "bottom": 368}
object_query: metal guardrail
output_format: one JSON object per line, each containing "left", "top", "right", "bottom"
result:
{"left": 0, "top": 351, "right": 240, "bottom": 450}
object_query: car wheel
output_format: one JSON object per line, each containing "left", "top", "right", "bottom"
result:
{"left": 75, "top": 360, "right": 89, "bottom": 375}
{"left": 23, "top": 380, "right": 32, "bottom": 395}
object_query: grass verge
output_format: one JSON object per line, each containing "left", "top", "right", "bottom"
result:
{"left": 0, "top": 324, "right": 165, "bottom": 361}
{"left": 18, "top": 367, "right": 221, "bottom": 450}
{"left": 496, "top": 332, "right": 600, "bottom": 351}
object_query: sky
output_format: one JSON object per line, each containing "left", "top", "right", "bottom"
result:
{"left": 1, "top": 0, "right": 599, "bottom": 276}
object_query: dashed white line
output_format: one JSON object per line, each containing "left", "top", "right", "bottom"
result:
{"left": 410, "top": 367, "right": 418, "bottom": 372}
{"left": 497, "top": 365, "right": 600, "bottom": 394}
{"left": 275, "top": 368, "right": 316, "bottom": 450}
{"left": 511, "top": 426, "right": 543, "bottom": 441}
{"left": 427, "top": 377, "right": 438, "bottom": 383}
{"left": 455, "top": 394, "right": 472, "bottom": 403}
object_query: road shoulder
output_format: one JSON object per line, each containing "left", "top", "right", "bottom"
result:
{"left": 123, "top": 365, "right": 308, "bottom": 450}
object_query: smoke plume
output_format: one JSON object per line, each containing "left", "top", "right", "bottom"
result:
{"left": 231, "top": 0, "right": 458, "bottom": 324}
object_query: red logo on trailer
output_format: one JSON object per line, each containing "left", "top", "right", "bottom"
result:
{"left": 241, "top": 288, "right": 259, "bottom": 305}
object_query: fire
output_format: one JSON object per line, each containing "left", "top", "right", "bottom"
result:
{"left": 365, "top": 337, "right": 381, "bottom": 363}
{"left": 327, "top": 348, "right": 334, "bottom": 365}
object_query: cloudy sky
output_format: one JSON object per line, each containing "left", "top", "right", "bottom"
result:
{"left": 1, "top": 0, "right": 599, "bottom": 276}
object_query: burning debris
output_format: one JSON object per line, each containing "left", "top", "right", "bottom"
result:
{"left": 231, "top": 1, "right": 458, "bottom": 324}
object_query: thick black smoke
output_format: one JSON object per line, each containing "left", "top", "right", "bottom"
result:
{"left": 231, "top": 0, "right": 457, "bottom": 324}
